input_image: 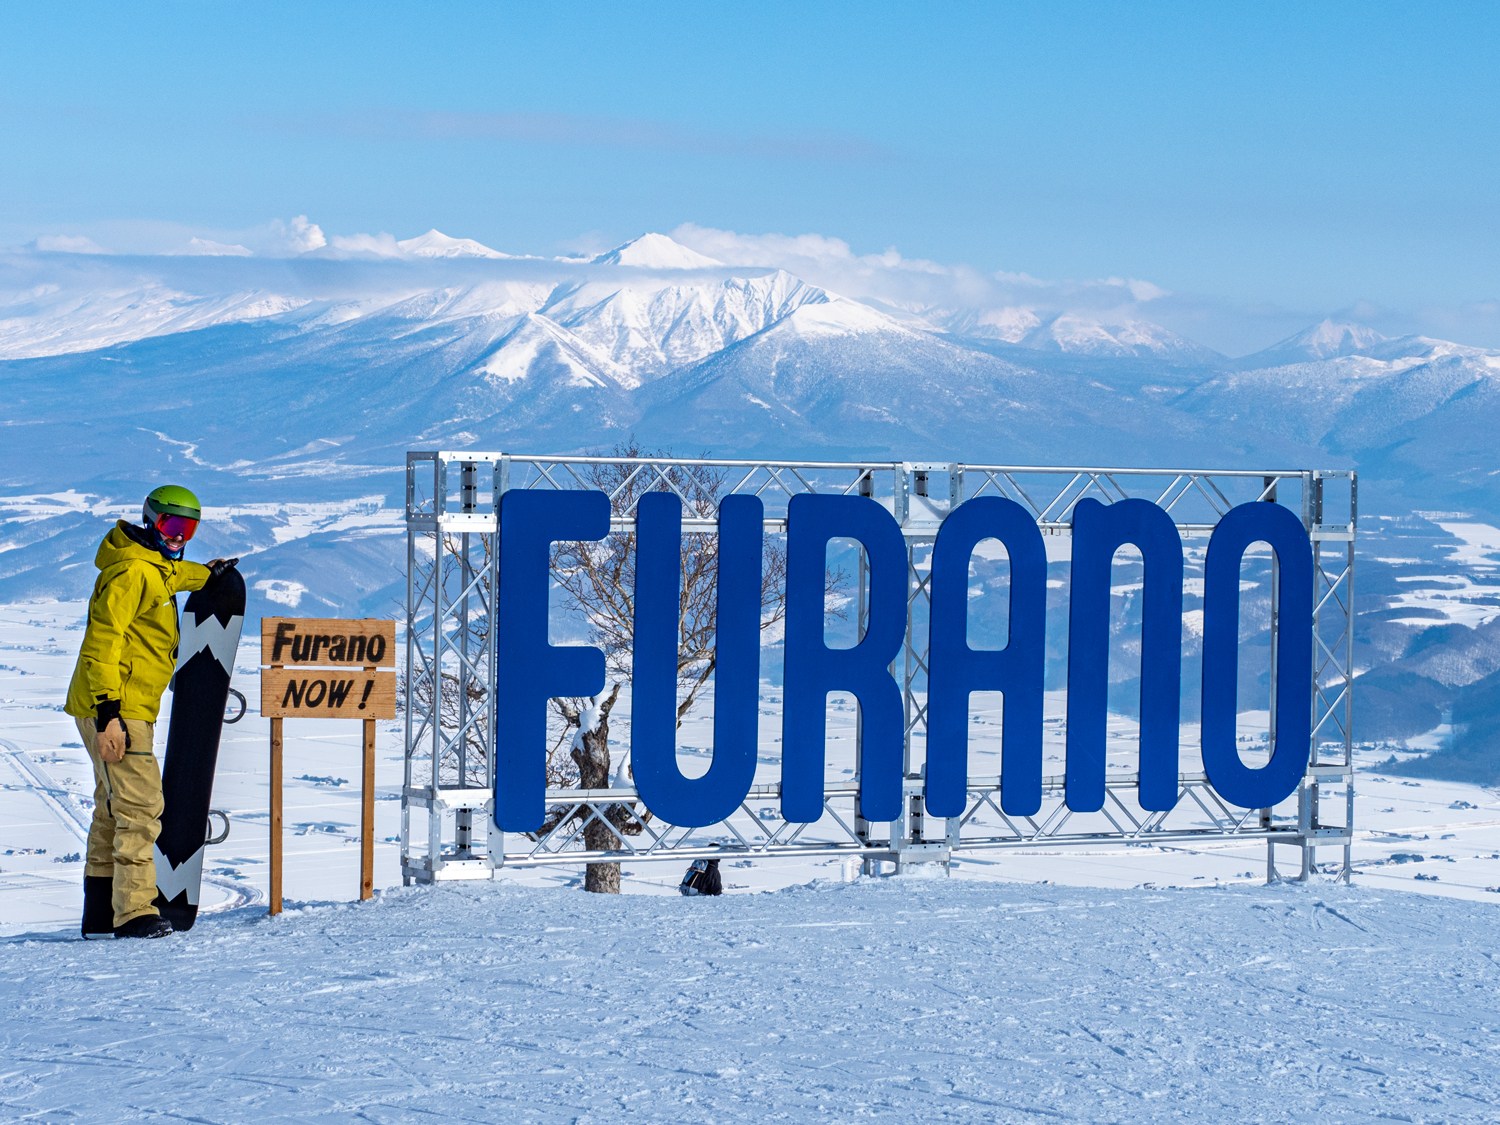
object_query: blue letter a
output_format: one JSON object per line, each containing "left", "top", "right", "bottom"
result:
{"left": 926, "top": 497, "right": 1047, "bottom": 818}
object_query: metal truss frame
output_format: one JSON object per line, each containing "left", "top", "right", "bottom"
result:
{"left": 403, "top": 452, "right": 1356, "bottom": 886}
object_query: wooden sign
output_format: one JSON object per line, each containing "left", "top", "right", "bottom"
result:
{"left": 260, "top": 617, "right": 396, "bottom": 720}
{"left": 261, "top": 615, "right": 398, "bottom": 916}
{"left": 261, "top": 668, "right": 396, "bottom": 719}
{"left": 262, "top": 618, "right": 396, "bottom": 668}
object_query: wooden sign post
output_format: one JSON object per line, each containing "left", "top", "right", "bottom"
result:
{"left": 261, "top": 618, "right": 397, "bottom": 915}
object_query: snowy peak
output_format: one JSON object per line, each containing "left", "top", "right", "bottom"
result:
{"left": 593, "top": 233, "right": 723, "bottom": 270}
{"left": 396, "top": 230, "right": 509, "bottom": 259}
{"left": 1244, "top": 319, "right": 1388, "bottom": 367}
{"left": 1360, "top": 334, "right": 1499, "bottom": 365}
{"left": 0, "top": 284, "right": 310, "bottom": 360}
{"left": 1295, "top": 319, "right": 1388, "bottom": 357}
{"left": 941, "top": 306, "right": 1042, "bottom": 343}
{"left": 471, "top": 312, "right": 635, "bottom": 390}
{"left": 353, "top": 280, "right": 555, "bottom": 326}
{"left": 772, "top": 295, "right": 907, "bottom": 340}
{"left": 1016, "top": 314, "right": 1221, "bottom": 363}
{"left": 937, "top": 308, "right": 1218, "bottom": 362}
{"left": 530, "top": 269, "right": 831, "bottom": 378}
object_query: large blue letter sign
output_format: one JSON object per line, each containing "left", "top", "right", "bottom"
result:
{"left": 1200, "top": 501, "right": 1314, "bottom": 809}
{"left": 487, "top": 480, "right": 1321, "bottom": 839}
{"left": 631, "top": 493, "right": 763, "bottom": 828}
{"left": 782, "top": 494, "right": 907, "bottom": 823}
{"left": 926, "top": 497, "right": 1047, "bottom": 818}
{"left": 1066, "top": 498, "right": 1184, "bottom": 812}
{"left": 494, "top": 489, "right": 608, "bottom": 832}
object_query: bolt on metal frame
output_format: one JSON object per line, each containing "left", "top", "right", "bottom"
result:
{"left": 403, "top": 452, "right": 1355, "bottom": 886}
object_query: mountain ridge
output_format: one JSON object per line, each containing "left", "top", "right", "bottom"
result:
{"left": 0, "top": 232, "right": 1221, "bottom": 365}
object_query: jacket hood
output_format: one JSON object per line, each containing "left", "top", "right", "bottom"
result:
{"left": 95, "top": 520, "right": 173, "bottom": 576}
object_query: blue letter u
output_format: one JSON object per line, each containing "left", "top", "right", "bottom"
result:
{"left": 631, "top": 493, "right": 762, "bottom": 827}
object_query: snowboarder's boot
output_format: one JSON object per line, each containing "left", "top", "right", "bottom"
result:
{"left": 81, "top": 874, "right": 114, "bottom": 939}
{"left": 114, "top": 913, "right": 173, "bottom": 939}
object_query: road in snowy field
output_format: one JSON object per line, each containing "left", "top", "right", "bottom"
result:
{"left": 2, "top": 879, "right": 1498, "bottom": 1123}
{"left": 1, "top": 737, "right": 88, "bottom": 843}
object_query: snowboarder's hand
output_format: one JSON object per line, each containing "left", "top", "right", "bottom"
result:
{"left": 208, "top": 557, "right": 239, "bottom": 578}
{"left": 97, "top": 719, "right": 127, "bottom": 763}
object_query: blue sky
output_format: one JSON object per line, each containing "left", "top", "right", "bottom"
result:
{"left": 2, "top": 1, "right": 1496, "bottom": 352}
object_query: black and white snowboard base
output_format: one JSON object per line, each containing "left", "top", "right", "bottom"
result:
{"left": 153, "top": 567, "right": 245, "bottom": 932}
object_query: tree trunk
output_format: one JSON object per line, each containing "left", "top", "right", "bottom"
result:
{"left": 571, "top": 686, "right": 624, "bottom": 894}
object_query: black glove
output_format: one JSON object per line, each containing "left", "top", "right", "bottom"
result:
{"left": 95, "top": 698, "right": 122, "bottom": 728}
{"left": 209, "top": 557, "right": 240, "bottom": 578}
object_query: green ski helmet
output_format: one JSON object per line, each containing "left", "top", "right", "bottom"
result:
{"left": 142, "top": 484, "right": 202, "bottom": 541}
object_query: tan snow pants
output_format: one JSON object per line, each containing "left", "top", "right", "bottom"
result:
{"left": 76, "top": 716, "right": 162, "bottom": 927}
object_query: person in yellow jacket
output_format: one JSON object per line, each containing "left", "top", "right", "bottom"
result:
{"left": 64, "top": 484, "right": 235, "bottom": 939}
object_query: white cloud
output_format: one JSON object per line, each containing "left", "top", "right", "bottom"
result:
{"left": 25, "top": 216, "right": 333, "bottom": 257}
{"left": 1104, "top": 277, "right": 1170, "bottom": 302}
{"left": 269, "top": 215, "right": 327, "bottom": 255}
{"left": 176, "top": 237, "right": 254, "bottom": 257}
{"left": 29, "top": 234, "right": 108, "bottom": 254}
{"left": 322, "top": 231, "right": 403, "bottom": 258}
{"left": 211, "top": 219, "right": 403, "bottom": 259}
{"left": 669, "top": 223, "right": 1170, "bottom": 328}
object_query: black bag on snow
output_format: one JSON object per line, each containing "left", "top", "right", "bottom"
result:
{"left": 679, "top": 857, "right": 723, "bottom": 896}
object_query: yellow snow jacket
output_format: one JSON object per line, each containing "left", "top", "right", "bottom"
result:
{"left": 64, "top": 521, "right": 211, "bottom": 722}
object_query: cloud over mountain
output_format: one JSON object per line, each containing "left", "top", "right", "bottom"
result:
{"left": 12, "top": 216, "right": 1500, "bottom": 355}
{"left": 667, "top": 223, "right": 1177, "bottom": 340}
{"left": 0, "top": 228, "right": 1202, "bottom": 365}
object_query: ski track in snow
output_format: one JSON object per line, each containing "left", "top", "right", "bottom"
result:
{"left": 2, "top": 880, "right": 1499, "bottom": 1122}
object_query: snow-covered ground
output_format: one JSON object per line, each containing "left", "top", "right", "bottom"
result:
{"left": 4, "top": 600, "right": 1500, "bottom": 1120}
{"left": 4, "top": 878, "right": 1499, "bottom": 1121}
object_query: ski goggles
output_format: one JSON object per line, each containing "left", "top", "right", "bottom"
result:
{"left": 152, "top": 513, "right": 199, "bottom": 541}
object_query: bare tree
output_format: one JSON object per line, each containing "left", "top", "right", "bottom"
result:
{"left": 405, "top": 444, "right": 839, "bottom": 895}
{"left": 548, "top": 686, "right": 629, "bottom": 891}
{"left": 547, "top": 444, "right": 815, "bottom": 893}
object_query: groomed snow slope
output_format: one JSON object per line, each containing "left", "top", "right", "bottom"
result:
{"left": 3, "top": 878, "right": 1498, "bottom": 1122}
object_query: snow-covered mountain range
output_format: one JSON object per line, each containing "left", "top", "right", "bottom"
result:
{"left": 5, "top": 230, "right": 1500, "bottom": 772}
{"left": 0, "top": 230, "right": 1219, "bottom": 368}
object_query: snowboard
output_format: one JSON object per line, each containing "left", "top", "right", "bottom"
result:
{"left": 153, "top": 565, "right": 246, "bottom": 931}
